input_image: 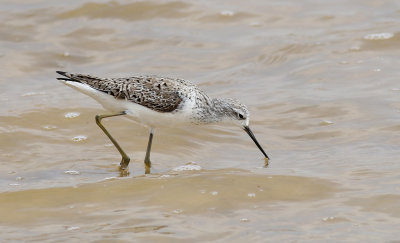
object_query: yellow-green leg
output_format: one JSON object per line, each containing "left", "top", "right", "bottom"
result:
{"left": 95, "top": 112, "right": 130, "bottom": 170}
{"left": 144, "top": 129, "right": 154, "bottom": 174}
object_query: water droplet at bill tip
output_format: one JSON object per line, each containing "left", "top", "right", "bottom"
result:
{"left": 264, "top": 157, "right": 269, "bottom": 167}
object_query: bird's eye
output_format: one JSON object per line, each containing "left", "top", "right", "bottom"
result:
{"left": 238, "top": 113, "right": 244, "bottom": 119}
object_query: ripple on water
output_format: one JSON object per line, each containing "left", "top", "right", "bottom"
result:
{"left": 58, "top": 1, "right": 193, "bottom": 21}
{"left": 21, "top": 92, "right": 46, "bottom": 97}
{"left": 42, "top": 125, "right": 57, "bottom": 130}
{"left": 249, "top": 22, "right": 261, "bottom": 27}
{"left": 320, "top": 120, "right": 334, "bottom": 126}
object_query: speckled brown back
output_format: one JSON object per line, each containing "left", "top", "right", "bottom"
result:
{"left": 60, "top": 72, "right": 192, "bottom": 113}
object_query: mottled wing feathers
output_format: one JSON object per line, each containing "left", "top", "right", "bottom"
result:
{"left": 57, "top": 71, "right": 185, "bottom": 113}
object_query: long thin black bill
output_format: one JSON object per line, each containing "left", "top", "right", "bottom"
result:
{"left": 243, "top": 126, "right": 269, "bottom": 160}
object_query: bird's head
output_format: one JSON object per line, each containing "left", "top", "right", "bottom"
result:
{"left": 223, "top": 98, "right": 250, "bottom": 127}
{"left": 222, "top": 98, "right": 269, "bottom": 160}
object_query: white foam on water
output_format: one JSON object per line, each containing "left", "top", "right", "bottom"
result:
{"left": 172, "top": 209, "right": 183, "bottom": 214}
{"left": 364, "top": 32, "right": 394, "bottom": 40}
{"left": 42, "top": 125, "right": 57, "bottom": 130}
{"left": 64, "top": 170, "right": 80, "bottom": 175}
{"left": 322, "top": 216, "right": 335, "bottom": 222}
{"left": 220, "top": 10, "right": 235, "bottom": 16}
{"left": 64, "top": 112, "right": 80, "bottom": 118}
{"left": 72, "top": 135, "right": 87, "bottom": 142}
{"left": 66, "top": 226, "right": 80, "bottom": 231}
{"left": 172, "top": 164, "right": 201, "bottom": 171}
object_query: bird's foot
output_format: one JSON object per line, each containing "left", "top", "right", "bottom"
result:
{"left": 119, "top": 167, "right": 130, "bottom": 177}
{"left": 119, "top": 156, "right": 130, "bottom": 176}
{"left": 144, "top": 159, "right": 151, "bottom": 174}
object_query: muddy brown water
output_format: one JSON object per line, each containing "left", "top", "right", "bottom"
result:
{"left": 1, "top": 0, "right": 400, "bottom": 242}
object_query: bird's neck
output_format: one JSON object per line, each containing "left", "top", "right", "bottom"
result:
{"left": 210, "top": 98, "right": 231, "bottom": 114}
{"left": 193, "top": 97, "right": 231, "bottom": 124}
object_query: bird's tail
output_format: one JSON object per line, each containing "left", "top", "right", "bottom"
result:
{"left": 56, "top": 71, "right": 80, "bottom": 82}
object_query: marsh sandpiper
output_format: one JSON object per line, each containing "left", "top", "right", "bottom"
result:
{"left": 57, "top": 71, "right": 269, "bottom": 173}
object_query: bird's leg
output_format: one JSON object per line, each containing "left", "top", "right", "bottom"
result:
{"left": 144, "top": 128, "right": 154, "bottom": 174}
{"left": 95, "top": 111, "right": 130, "bottom": 170}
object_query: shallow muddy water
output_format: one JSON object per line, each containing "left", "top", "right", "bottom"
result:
{"left": 1, "top": 0, "right": 400, "bottom": 242}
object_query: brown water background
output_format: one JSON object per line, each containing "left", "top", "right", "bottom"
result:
{"left": 1, "top": 0, "right": 400, "bottom": 242}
